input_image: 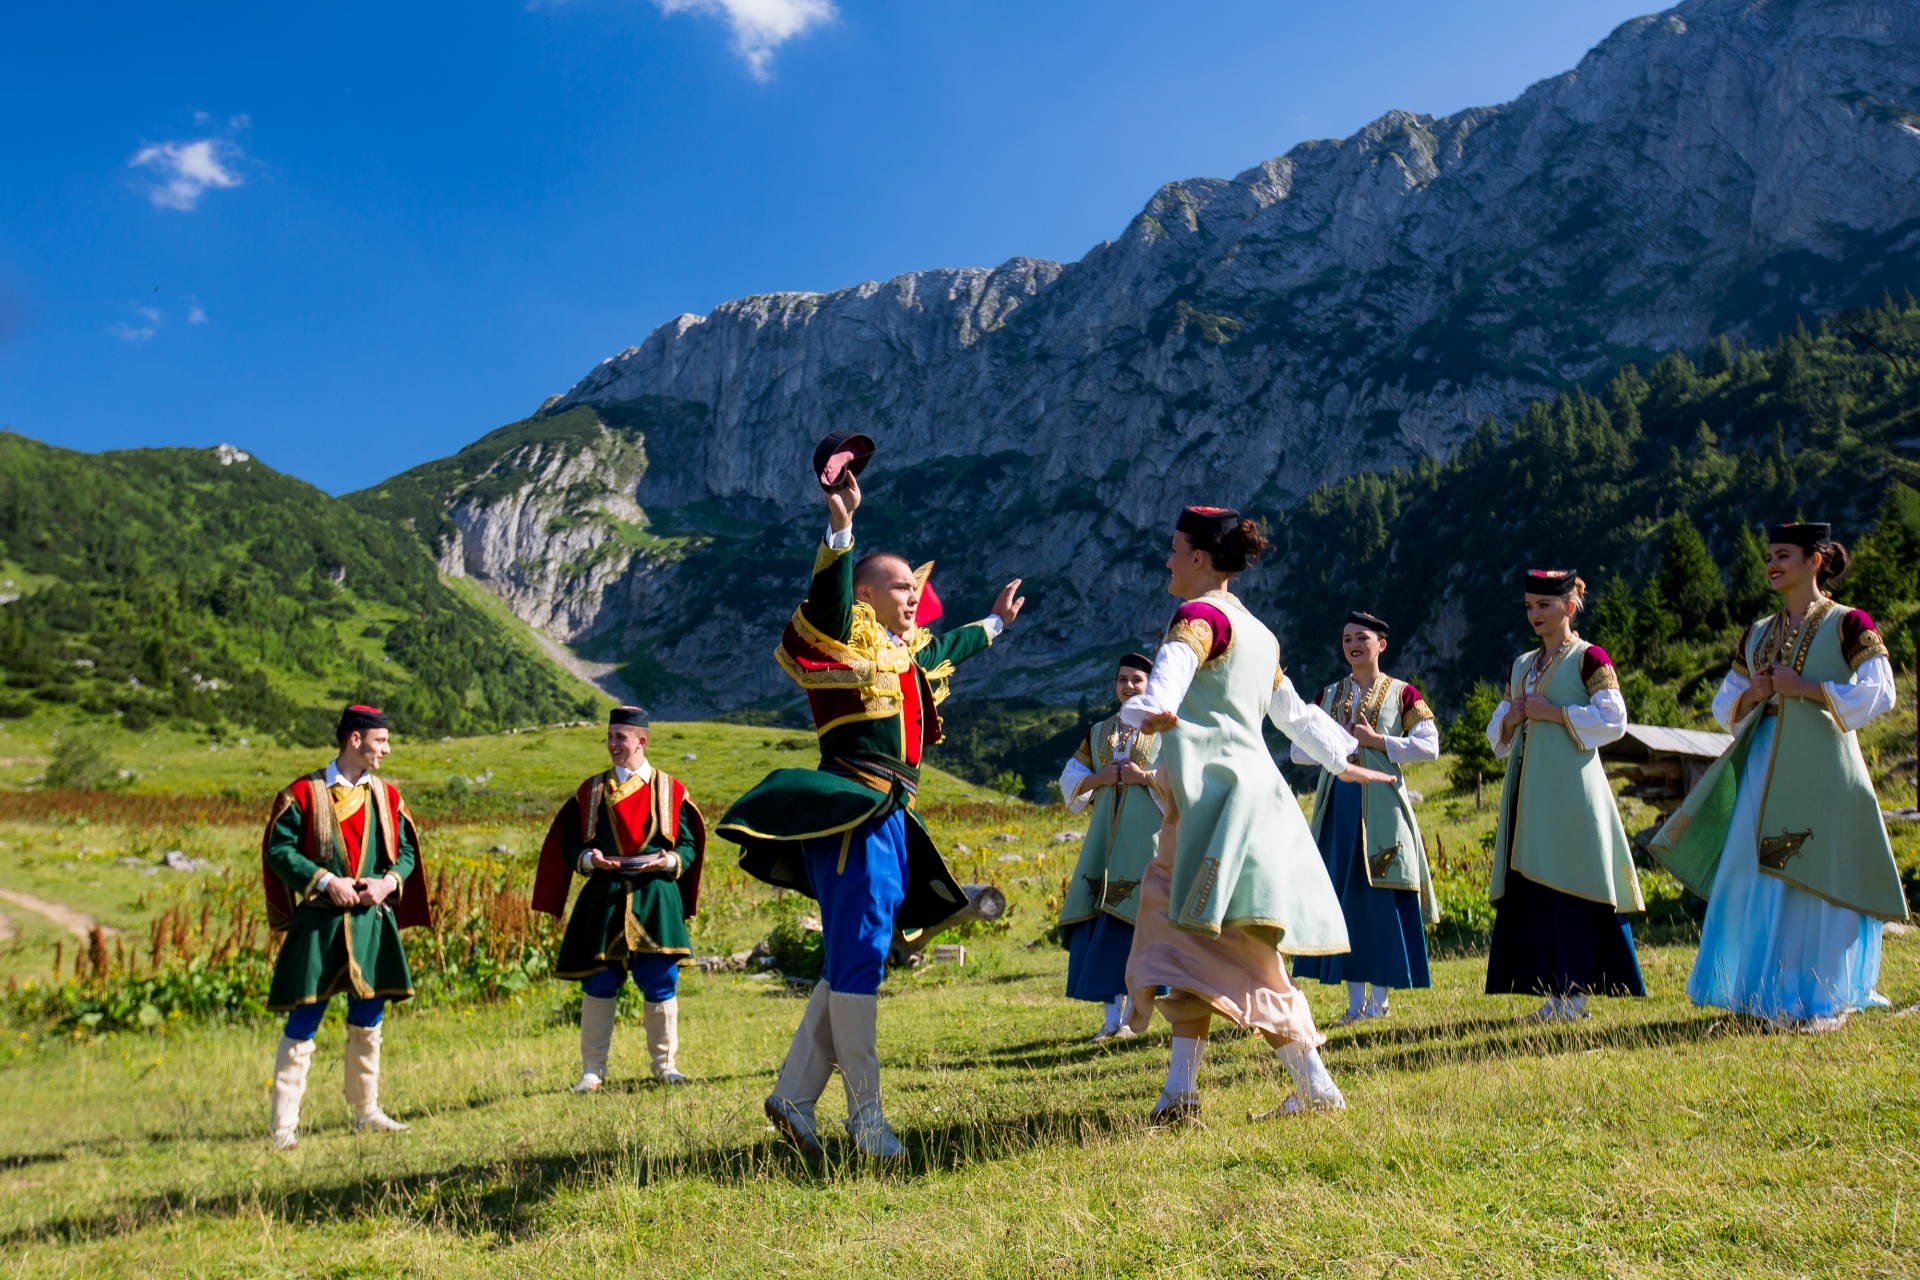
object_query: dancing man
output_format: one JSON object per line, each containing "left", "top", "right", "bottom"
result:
{"left": 1291, "top": 612, "right": 1441, "bottom": 1023}
{"left": 533, "top": 705, "right": 707, "bottom": 1090}
{"left": 262, "top": 704, "right": 431, "bottom": 1150}
{"left": 1484, "top": 570, "right": 1646, "bottom": 1022}
{"left": 718, "top": 431, "right": 1025, "bottom": 1157}
{"left": 1056, "top": 653, "right": 1162, "bottom": 1040}
{"left": 1123, "top": 507, "right": 1392, "bottom": 1121}
{"left": 1653, "top": 524, "right": 1904, "bottom": 1031}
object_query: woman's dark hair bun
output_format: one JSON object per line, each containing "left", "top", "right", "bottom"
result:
{"left": 1814, "top": 539, "right": 1851, "bottom": 585}
{"left": 1190, "top": 516, "right": 1272, "bottom": 573}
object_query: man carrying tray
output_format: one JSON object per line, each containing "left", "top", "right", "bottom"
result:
{"left": 533, "top": 705, "right": 707, "bottom": 1091}
{"left": 718, "top": 431, "right": 1025, "bottom": 1157}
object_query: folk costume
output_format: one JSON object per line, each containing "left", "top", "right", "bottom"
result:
{"left": 1484, "top": 571, "right": 1645, "bottom": 1020}
{"left": 1651, "top": 525, "right": 1901, "bottom": 1030}
{"left": 260, "top": 706, "right": 431, "bottom": 1149}
{"left": 532, "top": 707, "right": 707, "bottom": 1090}
{"left": 1057, "top": 653, "right": 1163, "bottom": 1039}
{"left": 719, "top": 482, "right": 1003, "bottom": 1157}
{"left": 1290, "top": 614, "right": 1441, "bottom": 1021}
{"left": 1120, "top": 508, "right": 1360, "bottom": 1119}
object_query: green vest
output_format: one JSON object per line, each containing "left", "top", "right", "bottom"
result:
{"left": 1490, "top": 637, "right": 1644, "bottom": 912}
{"left": 1650, "top": 600, "right": 1906, "bottom": 921}
{"left": 1160, "top": 591, "right": 1349, "bottom": 953}
{"left": 1307, "top": 677, "right": 1440, "bottom": 924}
{"left": 1058, "top": 714, "right": 1163, "bottom": 927}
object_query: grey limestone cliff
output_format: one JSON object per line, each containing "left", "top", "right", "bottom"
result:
{"left": 369, "top": 0, "right": 1920, "bottom": 717}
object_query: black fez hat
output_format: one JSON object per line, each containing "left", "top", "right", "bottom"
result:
{"left": 608, "top": 705, "right": 649, "bottom": 729}
{"left": 1117, "top": 652, "right": 1154, "bottom": 675}
{"left": 1767, "top": 522, "right": 1831, "bottom": 550}
{"left": 1343, "top": 610, "right": 1389, "bottom": 635}
{"left": 1175, "top": 505, "right": 1241, "bottom": 541}
{"left": 1521, "top": 569, "right": 1580, "bottom": 596}
{"left": 814, "top": 430, "right": 875, "bottom": 489}
{"left": 336, "top": 704, "right": 389, "bottom": 737}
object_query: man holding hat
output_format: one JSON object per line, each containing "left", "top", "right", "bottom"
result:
{"left": 261, "top": 704, "right": 431, "bottom": 1150}
{"left": 533, "top": 705, "right": 707, "bottom": 1091}
{"left": 1055, "top": 653, "right": 1163, "bottom": 1040}
{"left": 719, "top": 430, "right": 1026, "bottom": 1157}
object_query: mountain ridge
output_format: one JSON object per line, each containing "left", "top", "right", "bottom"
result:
{"left": 350, "top": 0, "right": 1920, "bottom": 724}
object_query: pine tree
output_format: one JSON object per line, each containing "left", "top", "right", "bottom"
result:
{"left": 1446, "top": 681, "right": 1505, "bottom": 796}
{"left": 1703, "top": 334, "right": 1734, "bottom": 378}
{"left": 1657, "top": 511, "right": 1725, "bottom": 638}
{"left": 1591, "top": 576, "right": 1638, "bottom": 665}
{"left": 1727, "top": 522, "right": 1772, "bottom": 624}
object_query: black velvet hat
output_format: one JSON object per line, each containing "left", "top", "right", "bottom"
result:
{"left": 1117, "top": 652, "right": 1154, "bottom": 675}
{"left": 1344, "top": 610, "right": 1389, "bottom": 635}
{"left": 336, "top": 704, "right": 389, "bottom": 737}
{"left": 1767, "top": 522, "right": 1831, "bottom": 550}
{"left": 1175, "top": 505, "right": 1241, "bottom": 540}
{"left": 814, "top": 430, "right": 876, "bottom": 488}
{"left": 608, "top": 705, "right": 650, "bottom": 729}
{"left": 1521, "top": 569, "right": 1580, "bottom": 597}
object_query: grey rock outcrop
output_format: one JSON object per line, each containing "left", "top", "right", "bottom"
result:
{"left": 387, "top": 0, "right": 1920, "bottom": 715}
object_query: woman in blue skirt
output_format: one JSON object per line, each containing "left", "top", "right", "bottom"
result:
{"left": 1292, "top": 611, "right": 1440, "bottom": 1022}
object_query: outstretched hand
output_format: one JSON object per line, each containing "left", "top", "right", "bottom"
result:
{"left": 992, "top": 579, "right": 1025, "bottom": 626}
{"left": 825, "top": 474, "right": 862, "bottom": 531}
{"left": 1337, "top": 764, "right": 1396, "bottom": 786}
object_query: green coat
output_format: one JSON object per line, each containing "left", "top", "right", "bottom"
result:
{"left": 1158, "top": 591, "right": 1349, "bottom": 953}
{"left": 532, "top": 769, "right": 706, "bottom": 978}
{"left": 1489, "top": 638, "right": 1643, "bottom": 912}
{"left": 719, "top": 536, "right": 993, "bottom": 930}
{"left": 1058, "top": 714, "right": 1162, "bottom": 927}
{"left": 1651, "top": 600, "right": 1905, "bottom": 921}
{"left": 261, "top": 773, "right": 425, "bottom": 1012}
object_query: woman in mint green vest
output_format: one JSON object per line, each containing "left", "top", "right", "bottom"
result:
{"left": 1121, "top": 506, "right": 1393, "bottom": 1122}
{"left": 1291, "top": 611, "right": 1441, "bottom": 1022}
{"left": 1485, "top": 569, "right": 1646, "bottom": 1022}
{"left": 1650, "top": 523, "right": 1900, "bottom": 1032}
{"left": 1056, "top": 653, "right": 1163, "bottom": 1040}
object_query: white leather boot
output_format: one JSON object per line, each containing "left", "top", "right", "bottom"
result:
{"left": 830, "top": 990, "right": 902, "bottom": 1158}
{"left": 645, "top": 997, "right": 688, "bottom": 1084}
{"left": 573, "top": 993, "right": 618, "bottom": 1092}
{"left": 345, "top": 1024, "right": 409, "bottom": 1133}
{"left": 270, "top": 1035, "right": 315, "bottom": 1149}
{"left": 765, "top": 980, "right": 835, "bottom": 1155}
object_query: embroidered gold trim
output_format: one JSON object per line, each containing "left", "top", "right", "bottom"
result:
{"left": 1849, "top": 628, "right": 1890, "bottom": 671}
{"left": 1584, "top": 662, "right": 1620, "bottom": 695}
{"left": 813, "top": 540, "right": 850, "bottom": 576}
{"left": 1758, "top": 828, "right": 1813, "bottom": 870}
{"left": 1402, "top": 698, "right": 1435, "bottom": 729}
{"left": 1167, "top": 617, "right": 1214, "bottom": 665}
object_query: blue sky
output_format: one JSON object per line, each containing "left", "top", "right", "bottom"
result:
{"left": 0, "top": 0, "right": 1661, "bottom": 496}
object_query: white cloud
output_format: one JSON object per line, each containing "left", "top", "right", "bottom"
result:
{"left": 129, "top": 138, "right": 242, "bottom": 211}
{"left": 187, "top": 300, "right": 208, "bottom": 325}
{"left": 107, "top": 321, "right": 155, "bottom": 342}
{"left": 651, "top": 0, "right": 836, "bottom": 80}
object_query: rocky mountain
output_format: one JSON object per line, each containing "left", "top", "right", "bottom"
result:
{"left": 352, "top": 0, "right": 1920, "bottom": 722}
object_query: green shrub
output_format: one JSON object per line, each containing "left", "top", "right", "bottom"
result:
{"left": 42, "top": 727, "right": 127, "bottom": 791}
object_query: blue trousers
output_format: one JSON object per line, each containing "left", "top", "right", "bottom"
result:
{"left": 800, "top": 810, "right": 909, "bottom": 995}
{"left": 580, "top": 953, "right": 681, "bottom": 1002}
{"left": 283, "top": 996, "right": 385, "bottom": 1042}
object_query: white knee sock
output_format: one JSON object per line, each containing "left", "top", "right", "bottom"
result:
{"left": 1163, "top": 1036, "right": 1205, "bottom": 1097}
{"left": 1274, "top": 1039, "right": 1341, "bottom": 1101}
{"left": 1100, "top": 996, "right": 1125, "bottom": 1035}
{"left": 1563, "top": 993, "right": 1588, "bottom": 1018}
{"left": 1345, "top": 981, "right": 1366, "bottom": 1017}
{"left": 1367, "top": 985, "right": 1391, "bottom": 1015}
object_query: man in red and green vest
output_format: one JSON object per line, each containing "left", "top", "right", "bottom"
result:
{"left": 719, "top": 432, "right": 1025, "bottom": 1157}
{"left": 261, "top": 704, "right": 432, "bottom": 1150}
{"left": 533, "top": 705, "right": 707, "bottom": 1091}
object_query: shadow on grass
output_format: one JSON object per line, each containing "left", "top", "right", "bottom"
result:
{"left": 0, "top": 1104, "right": 1139, "bottom": 1246}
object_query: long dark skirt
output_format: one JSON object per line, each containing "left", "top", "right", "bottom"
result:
{"left": 1064, "top": 913, "right": 1134, "bottom": 1002}
{"left": 1485, "top": 867, "right": 1646, "bottom": 997}
{"left": 1292, "top": 779, "right": 1431, "bottom": 990}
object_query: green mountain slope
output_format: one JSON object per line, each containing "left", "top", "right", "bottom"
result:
{"left": 0, "top": 436, "right": 601, "bottom": 745}
{"left": 1269, "top": 298, "right": 1920, "bottom": 719}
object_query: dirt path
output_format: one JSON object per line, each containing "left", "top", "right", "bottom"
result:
{"left": 0, "top": 889, "right": 120, "bottom": 938}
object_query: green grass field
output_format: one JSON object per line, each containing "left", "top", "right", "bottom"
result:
{"left": 3, "top": 707, "right": 1920, "bottom": 1276}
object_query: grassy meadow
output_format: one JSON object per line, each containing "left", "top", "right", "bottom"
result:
{"left": 2, "top": 703, "right": 1919, "bottom": 1275}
